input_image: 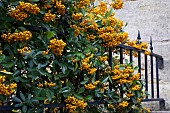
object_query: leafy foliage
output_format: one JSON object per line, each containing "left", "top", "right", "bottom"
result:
{"left": 0, "top": 0, "right": 150, "bottom": 113}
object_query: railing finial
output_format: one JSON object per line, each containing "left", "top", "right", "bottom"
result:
{"left": 137, "top": 30, "right": 141, "bottom": 44}
{"left": 150, "top": 36, "right": 153, "bottom": 52}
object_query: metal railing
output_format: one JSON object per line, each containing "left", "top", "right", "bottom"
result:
{"left": 0, "top": 31, "right": 165, "bottom": 112}
{"left": 115, "top": 32, "right": 165, "bottom": 110}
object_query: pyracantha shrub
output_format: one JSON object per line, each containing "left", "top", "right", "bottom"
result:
{"left": 0, "top": 0, "right": 150, "bottom": 112}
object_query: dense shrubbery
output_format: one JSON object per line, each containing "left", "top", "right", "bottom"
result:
{"left": 0, "top": 0, "right": 150, "bottom": 112}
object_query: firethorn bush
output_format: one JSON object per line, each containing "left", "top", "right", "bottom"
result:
{"left": 0, "top": 0, "right": 150, "bottom": 113}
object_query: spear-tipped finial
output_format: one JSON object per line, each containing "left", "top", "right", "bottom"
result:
{"left": 150, "top": 36, "right": 153, "bottom": 52}
{"left": 137, "top": 30, "right": 141, "bottom": 44}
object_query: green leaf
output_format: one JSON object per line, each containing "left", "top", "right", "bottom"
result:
{"left": 131, "top": 97, "right": 136, "bottom": 104}
{"left": 28, "top": 94, "right": 32, "bottom": 100}
{"left": 40, "top": 9, "right": 46, "bottom": 14}
{"left": 84, "top": 95, "right": 93, "bottom": 101}
{"left": 101, "top": 77, "right": 109, "bottom": 84}
{"left": 60, "top": 86, "right": 71, "bottom": 97}
{"left": 136, "top": 91, "right": 141, "bottom": 98}
{"left": 129, "top": 61, "right": 134, "bottom": 66}
{"left": 61, "top": 87, "right": 71, "bottom": 93}
{"left": 67, "top": 63, "right": 75, "bottom": 71}
{"left": 19, "top": 77, "right": 29, "bottom": 82}
{"left": 134, "top": 66, "right": 139, "bottom": 70}
{"left": 36, "top": 88, "right": 43, "bottom": 97}
{"left": 74, "top": 93, "right": 83, "bottom": 100}
{"left": 1, "top": 62, "right": 14, "bottom": 68}
{"left": 67, "top": 81, "right": 74, "bottom": 89}
{"left": 37, "top": 62, "right": 48, "bottom": 69}
{"left": 92, "top": 74, "right": 95, "bottom": 83}
{"left": 14, "top": 103, "right": 23, "bottom": 108}
{"left": 13, "top": 70, "right": 20, "bottom": 76}
{"left": 81, "top": 8, "right": 86, "bottom": 16}
{"left": 12, "top": 109, "right": 19, "bottom": 113}
{"left": 80, "top": 80, "right": 88, "bottom": 85}
{"left": 41, "top": 23, "right": 50, "bottom": 31}
{"left": 13, "top": 97, "right": 22, "bottom": 103}
{"left": 11, "top": 1, "right": 19, "bottom": 5}
{"left": 78, "top": 87, "right": 85, "bottom": 94}
{"left": 18, "top": 27, "right": 26, "bottom": 31}
{"left": 108, "top": 76, "right": 113, "bottom": 84}
{"left": 36, "top": 108, "right": 43, "bottom": 113}
{"left": 36, "top": 97, "right": 45, "bottom": 100}
{"left": 46, "top": 89, "right": 52, "bottom": 101}
{"left": 0, "top": 2, "right": 3, "bottom": 7}
{"left": 84, "top": 47, "right": 91, "bottom": 53}
{"left": 20, "top": 92, "right": 26, "bottom": 101}
{"left": 4, "top": 44, "right": 14, "bottom": 56}
{"left": 22, "top": 105, "right": 27, "bottom": 113}
{"left": 75, "top": 62, "right": 79, "bottom": 70}
{"left": 49, "top": 90, "right": 54, "bottom": 99}
{"left": 119, "top": 65, "right": 125, "bottom": 70}
{"left": 31, "top": 99, "right": 39, "bottom": 104}
{"left": 125, "top": 22, "right": 128, "bottom": 27}
{"left": 84, "top": 76, "right": 89, "bottom": 81}
{"left": 0, "top": 70, "right": 13, "bottom": 75}
{"left": 37, "top": 69, "right": 45, "bottom": 76}
{"left": 0, "top": 54, "right": 5, "bottom": 63}
{"left": 63, "top": 92, "right": 70, "bottom": 98}
{"left": 62, "top": 66, "right": 67, "bottom": 74}
{"left": 136, "top": 81, "right": 142, "bottom": 85}
{"left": 13, "top": 76, "right": 19, "bottom": 82}
{"left": 51, "top": 85, "right": 59, "bottom": 90}
{"left": 75, "top": 52, "right": 84, "bottom": 59}
{"left": 46, "top": 31, "right": 55, "bottom": 39}
{"left": 125, "top": 59, "right": 128, "bottom": 64}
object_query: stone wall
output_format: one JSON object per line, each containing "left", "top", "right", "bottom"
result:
{"left": 115, "top": 0, "right": 170, "bottom": 110}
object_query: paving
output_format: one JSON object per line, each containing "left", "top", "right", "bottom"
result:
{"left": 151, "top": 111, "right": 170, "bottom": 113}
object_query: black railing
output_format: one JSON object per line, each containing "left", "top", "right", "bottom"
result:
{"left": 117, "top": 43, "right": 165, "bottom": 110}
{"left": 115, "top": 32, "right": 165, "bottom": 110}
{"left": 0, "top": 31, "right": 165, "bottom": 112}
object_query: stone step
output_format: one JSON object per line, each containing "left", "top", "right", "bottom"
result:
{"left": 151, "top": 111, "right": 170, "bottom": 113}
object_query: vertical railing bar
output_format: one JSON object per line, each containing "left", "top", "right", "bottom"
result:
{"left": 109, "top": 48, "right": 113, "bottom": 67}
{"left": 16, "top": 70, "right": 21, "bottom": 107}
{"left": 109, "top": 48, "right": 113, "bottom": 91}
{"left": 95, "top": 65, "right": 99, "bottom": 80}
{"left": 130, "top": 49, "right": 133, "bottom": 62}
{"left": 128, "top": 49, "right": 133, "bottom": 103}
{"left": 60, "top": 77, "right": 66, "bottom": 113}
{"left": 16, "top": 82, "right": 21, "bottom": 99}
{"left": 75, "top": 72, "right": 84, "bottom": 92}
{"left": 77, "top": 72, "right": 84, "bottom": 87}
{"left": 120, "top": 47, "right": 123, "bottom": 64}
{"left": 137, "top": 30, "right": 141, "bottom": 77}
{"left": 145, "top": 55, "right": 148, "bottom": 99}
{"left": 150, "top": 55, "right": 154, "bottom": 98}
{"left": 150, "top": 36, "right": 154, "bottom": 98}
{"left": 138, "top": 51, "right": 141, "bottom": 77}
{"left": 95, "top": 65, "right": 100, "bottom": 101}
{"left": 16, "top": 70, "right": 22, "bottom": 99}
{"left": 119, "top": 47, "right": 124, "bottom": 98}
{"left": 75, "top": 75, "right": 80, "bottom": 91}
{"left": 156, "top": 57, "right": 160, "bottom": 98}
